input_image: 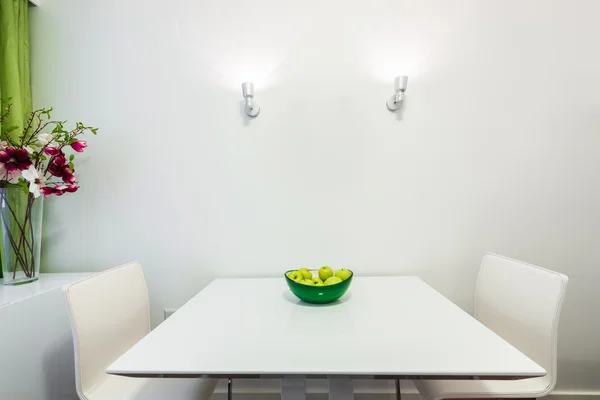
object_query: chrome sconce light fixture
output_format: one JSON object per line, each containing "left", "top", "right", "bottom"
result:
{"left": 386, "top": 76, "right": 408, "bottom": 112}
{"left": 241, "top": 82, "right": 260, "bottom": 117}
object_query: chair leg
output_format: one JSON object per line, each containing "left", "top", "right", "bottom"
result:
{"left": 395, "top": 379, "right": 401, "bottom": 400}
{"left": 228, "top": 378, "right": 232, "bottom": 400}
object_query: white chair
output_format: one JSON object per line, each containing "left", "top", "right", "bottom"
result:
{"left": 413, "top": 253, "right": 568, "bottom": 400}
{"left": 64, "top": 261, "right": 217, "bottom": 400}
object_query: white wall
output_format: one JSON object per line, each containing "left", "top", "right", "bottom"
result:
{"left": 29, "top": 0, "right": 600, "bottom": 394}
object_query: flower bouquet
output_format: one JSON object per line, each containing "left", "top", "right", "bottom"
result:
{"left": 0, "top": 103, "right": 97, "bottom": 285}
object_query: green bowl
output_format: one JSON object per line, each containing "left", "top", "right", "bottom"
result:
{"left": 284, "top": 269, "right": 353, "bottom": 304}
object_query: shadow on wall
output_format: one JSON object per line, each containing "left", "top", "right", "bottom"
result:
{"left": 43, "top": 336, "right": 79, "bottom": 400}
{"left": 557, "top": 359, "right": 600, "bottom": 392}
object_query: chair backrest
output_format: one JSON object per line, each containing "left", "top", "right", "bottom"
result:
{"left": 475, "top": 253, "right": 568, "bottom": 394}
{"left": 64, "top": 261, "right": 150, "bottom": 398}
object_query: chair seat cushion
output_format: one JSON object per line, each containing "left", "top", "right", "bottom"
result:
{"left": 85, "top": 375, "right": 218, "bottom": 400}
{"left": 413, "top": 377, "right": 549, "bottom": 400}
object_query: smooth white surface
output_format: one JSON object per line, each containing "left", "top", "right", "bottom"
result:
{"left": 29, "top": 0, "right": 600, "bottom": 392}
{"left": 64, "top": 262, "right": 217, "bottom": 400}
{"left": 107, "top": 277, "right": 544, "bottom": 378}
{"left": 414, "top": 254, "right": 569, "bottom": 400}
{"left": 0, "top": 273, "right": 91, "bottom": 307}
{"left": 0, "top": 273, "right": 91, "bottom": 400}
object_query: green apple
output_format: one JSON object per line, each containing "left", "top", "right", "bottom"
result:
{"left": 286, "top": 271, "right": 304, "bottom": 283}
{"left": 298, "top": 268, "right": 312, "bottom": 280}
{"left": 335, "top": 268, "right": 352, "bottom": 281}
{"left": 312, "top": 277, "right": 324, "bottom": 285}
{"left": 324, "top": 276, "right": 343, "bottom": 285}
{"left": 301, "top": 279, "right": 315, "bottom": 286}
{"left": 318, "top": 266, "right": 334, "bottom": 281}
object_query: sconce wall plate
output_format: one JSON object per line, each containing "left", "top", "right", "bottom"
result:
{"left": 242, "top": 82, "right": 260, "bottom": 117}
{"left": 386, "top": 76, "right": 408, "bottom": 112}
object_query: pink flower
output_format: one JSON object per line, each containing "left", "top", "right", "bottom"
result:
{"left": 0, "top": 163, "right": 20, "bottom": 183}
{"left": 70, "top": 141, "right": 87, "bottom": 152}
{"left": 54, "top": 155, "right": 67, "bottom": 166}
{"left": 62, "top": 168, "right": 76, "bottom": 183}
{"left": 48, "top": 156, "right": 67, "bottom": 177}
{"left": 0, "top": 147, "right": 32, "bottom": 171}
{"left": 40, "top": 185, "right": 73, "bottom": 197}
{"left": 40, "top": 186, "right": 58, "bottom": 197}
{"left": 44, "top": 147, "right": 62, "bottom": 157}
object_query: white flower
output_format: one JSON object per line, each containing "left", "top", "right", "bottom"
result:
{"left": 36, "top": 133, "right": 53, "bottom": 147}
{"left": 21, "top": 166, "right": 46, "bottom": 198}
{"left": 24, "top": 146, "right": 35, "bottom": 154}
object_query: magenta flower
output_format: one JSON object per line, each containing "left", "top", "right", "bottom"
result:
{"left": 70, "top": 141, "right": 87, "bottom": 152}
{"left": 62, "top": 168, "right": 76, "bottom": 183}
{"left": 0, "top": 147, "right": 32, "bottom": 171}
{"left": 48, "top": 156, "right": 67, "bottom": 177}
{"left": 44, "top": 147, "right": 62, "bottom": 157}
{"left": 54, "top": 185, "right": 67, "bottom": 195}
{"left": 54, "top": 155, "right": 67, "bottom": 165}
{"left": 40, "top": 185, "right": 73, "bottom": 197}
{"left": 40, "top": 186, "right": 58, "bottom": 197}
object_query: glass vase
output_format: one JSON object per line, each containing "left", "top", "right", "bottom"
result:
{"left": 0, "top": 188, "right": 43, "bottom": 285}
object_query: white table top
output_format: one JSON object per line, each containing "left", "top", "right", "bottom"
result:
{"left": 0, "top": 273, "right": 92, "bottom": 307}
{"left": 107, "top": 276, "right": 546, "bottom": 379}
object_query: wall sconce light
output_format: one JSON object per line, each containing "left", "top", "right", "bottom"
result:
{"left": 241, "top": 82, "right": 260, "bottom": 117}
{"left": 386, "top": 76, "right": 408, "bottom": 112}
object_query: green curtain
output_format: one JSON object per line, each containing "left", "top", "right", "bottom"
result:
{"left": 0, "top": 0, "right": 32, "bottom": 280}
{"left": 0, "top": 0, "right": 32, "bottom": 138}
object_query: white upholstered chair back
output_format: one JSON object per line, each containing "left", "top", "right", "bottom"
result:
{"left": 64, "top": 262, "right": 150, "bottom": 398}
{"left": 475, "top": 253, "right": 568, "bottom": 394}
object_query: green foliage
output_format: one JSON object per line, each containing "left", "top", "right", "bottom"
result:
{"left": 16, "top": 178, "right": 29, "bottom": 195}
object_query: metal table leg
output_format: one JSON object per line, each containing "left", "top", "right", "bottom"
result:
{"left": 228, "top": 378, "right": 232, "bottom": 400}
{"left": 395, "top": 379, "right": 401, "bottom": 400}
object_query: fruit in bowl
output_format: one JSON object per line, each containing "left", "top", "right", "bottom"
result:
{"left": 286, "top": 271, "right": 304, "bottom": 283}
{"left": 324, "top": 276, "right": 342, "bottom": 285}
{"left": 284, "top": 267, "right": 353, "bottom": 304}
{"left": 299, "top": 268, "right": 313, "bottom": 279}
{"left": 335, "top": 268, "right": 352, "bottom": 281}
{"left": 318, "top": 266, "right": 334, "bottom": 281}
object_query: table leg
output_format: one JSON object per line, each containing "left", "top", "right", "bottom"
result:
{"left": 329, "top": 378, "right": 354, "bottom": 400}
{"left": 395, "top": 379, "right": 401, "bottom": 400}
{"left": 228, "top": 378, "right": 232, "bottom": 400}
{"left": 282, "top": 378, "right": 306, "bottom": 400}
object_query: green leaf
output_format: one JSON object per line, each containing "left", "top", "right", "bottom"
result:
{"left": 68, "top": 138, "right": 77, "bottom": 144}
{"left": 69, "top": 154, "right": 75, "bottom": 161}
{"left": 18, "top": 181, "right": 28, "bottom": 195}
{"left": 51, "top": 122, "right": 62, "bottom": 133}
{"left": 91, "top": 128, "right": 99, "bottom": 135}
{"left": 69, "top": 162, "right": 74, "bottom": 170}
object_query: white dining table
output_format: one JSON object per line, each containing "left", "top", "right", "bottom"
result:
{"left": 107, "top": 276, "right": 545, "bottom": 400}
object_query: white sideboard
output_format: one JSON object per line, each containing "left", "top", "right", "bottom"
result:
{"left": 0, "top": 273, "right": 92, "bottom": 400}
